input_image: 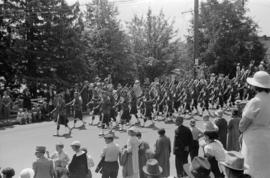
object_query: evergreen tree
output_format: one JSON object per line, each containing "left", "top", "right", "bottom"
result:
{"left": 187, "top": 0, "right": 266, "bottom": 76}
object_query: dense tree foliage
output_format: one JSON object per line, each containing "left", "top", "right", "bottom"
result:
{"left": 0, "top": 0, "right": 88, "bottom": 85}
{"left": 127, "top": 9, "right": 185, "bottom": 81}
{"left": 82, "top": 0, "right": 135, "bottom": 85}
{"left": 187, "top": 0, "right": 266, "bottom": 77}
{"left": 0, "top": 0, "right": 267, "bottom": 85}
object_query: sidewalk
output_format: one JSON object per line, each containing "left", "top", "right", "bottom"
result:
{"left": 0, "top": 118, "right": 19, "bottom": 127}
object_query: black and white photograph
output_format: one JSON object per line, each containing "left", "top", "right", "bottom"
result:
{"left": 0, "top": 0, "right": 270, "bottom": 177}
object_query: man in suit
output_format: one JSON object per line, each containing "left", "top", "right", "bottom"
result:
{"left": 173, "top": 116, "right": 193, "bottom": 178}
{"left": 32, "top": 146, "right": 54, "bottom": 178}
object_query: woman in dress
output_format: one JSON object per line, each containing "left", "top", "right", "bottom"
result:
{"left": 126, "top": 127, "right": 140, "bottom": 178}
{"left": 240, "top": 71, "right": 270, "bottom": 178}
{"left": 202, "top": 121, "right": 226, "bottom": 178}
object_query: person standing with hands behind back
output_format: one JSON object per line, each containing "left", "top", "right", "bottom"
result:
{"left": 173, "top": 116, "right": 193, "bottom": 178}
{"left": 32, "top": 146, "right": 54, "bottom": 178}
{"left": 101, "top": 133, "right": 121, "bottom": 178}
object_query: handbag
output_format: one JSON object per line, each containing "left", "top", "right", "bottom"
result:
{"left": 95, "top": 157, "right": 105, "bottom": 174}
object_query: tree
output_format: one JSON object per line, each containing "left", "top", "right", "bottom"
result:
{"left": 187, "top": 0, "right": 266, "bottom": 76}
{"left": 82, "top": 0, "right": 135, "bottom": 85}
{"left": 0, "top": 0, "right": 88, "bottom": 85}
{"left": 127, "top": 9, "right": 185, "bottom": 81}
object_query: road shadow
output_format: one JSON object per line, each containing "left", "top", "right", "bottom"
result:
{"left": 53, "top": 134, "right": 72, "bottom": 139}
{"left": 0, "top": 124, "right": 15, "bottom": 130}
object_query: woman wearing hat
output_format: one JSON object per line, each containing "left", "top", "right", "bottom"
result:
{"left": 202, "top": 122, "right": 226, "bottom": 178}
{"left": 125, "top": 127, "right": 140, "bottom": 178}
{"left": 240, "top": 71, "right": 270, "bottom": 178}
{"left": 143, "top": 159, "right": 163, "bottom": 178}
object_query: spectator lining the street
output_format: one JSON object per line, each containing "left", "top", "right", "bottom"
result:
{"left": 227, "top": 109, "right": 241, "bottom": 151}
{"left": 81, "top": 147, "right": 95, "bottom": 178}
{"left": 173, "top": 116, "right": 193, "bottom": 178}
{"left": 214, "top": 110, "right": 228, "bottom": 149}
{"left": 154, "top": 128, "right": 171, "bottom": 178}
{"left": 240, "top": 71, "right": 270, "bottom": 177}
{"left": 101, "top": 133, "right": 121, "bottom": 178}
{"left": 136, "top": 131, "right": 150, "bottom": 178}
{"left": 203, "top": 122, "right": 226, "bottom": 178}
{"left": 32, "top": 146, "right": 54, "bottom": 178}
{"left": 189, "top": 119, "right": 203, "bottom": 160}
{"left": 68, "top": 141, "right": 88, "bottom": 178}
{"left": 126, "top": 127, "right": 140, "bottom": 178}
{"left": 47, "top": 142, "right": 69, "bottom": 178}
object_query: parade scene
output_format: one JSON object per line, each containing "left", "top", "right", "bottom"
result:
{"left": 0, "top": 0, "right": 270, "bottom": 178}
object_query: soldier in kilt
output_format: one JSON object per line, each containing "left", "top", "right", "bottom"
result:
{"left": 51, "top": 93, "right": 71, "bottom": 136}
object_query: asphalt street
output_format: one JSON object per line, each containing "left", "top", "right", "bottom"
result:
{"left": 0, "top": 113, "right": 224, "bottom": 177}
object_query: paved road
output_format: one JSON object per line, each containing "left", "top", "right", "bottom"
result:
{"left": 0, "top": 113, "right": 226, "bottom": 177}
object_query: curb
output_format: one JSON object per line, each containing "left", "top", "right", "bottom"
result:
{"left": 0, "top": 120, "right": 19, "bottom": 128}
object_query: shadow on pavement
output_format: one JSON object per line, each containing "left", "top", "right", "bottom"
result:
{"left": 0, "top": 124, "right": 15, "bottom": 130}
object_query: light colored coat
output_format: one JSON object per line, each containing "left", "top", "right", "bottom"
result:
{"left": 241, "top": 92, "right": 270, "bottom": 178}
{"left": 127, "top": 136, "right": 140, "bottom": 178}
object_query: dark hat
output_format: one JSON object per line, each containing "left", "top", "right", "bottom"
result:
{"left": 35, "top": 146, "right": 46, "bottom": 153}
{"left": 175, "top": 116, "right": 184, "bottom": 123}
{"left": 2, "top": 167, "right": 15, "bottom": 177}
{"left": 143, "top": 159, "right": 163, "bottom": 176}
{"left": 220, "top": 151, "right": 248, "bottom": 171}
{"left": 191, "top": 157, "right": 211, "bottom": 177}
{"left": 231, "top": 109, "right": 239, "bottom": 117}
{"left": 158, "top": 128, "right": 165, "bottom": 135}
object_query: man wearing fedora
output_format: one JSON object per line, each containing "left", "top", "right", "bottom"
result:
{"left": 173, "top": 116, "right": 193, "bottom": 178}
{"left": 143, "top": 159, "right": 163, "bottom": 178}
{"left": 32, "top": 146, "right": 55, "bottom": 178}
{"left": 220, "top": 151, "right": 251, "bottom": 178}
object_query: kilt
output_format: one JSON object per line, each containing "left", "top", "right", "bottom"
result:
{"left": 58, "top": 114, "right": 68, "bottom": 126}
{"left": 74, "top": 110, "right": 83, "bottom": 120}
{"left": 130, "top": 105, "right": 137, "bottom": 115}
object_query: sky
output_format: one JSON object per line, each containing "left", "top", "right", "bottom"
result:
{"left": 66, "top": 0, "right": 270, "bottom": 40}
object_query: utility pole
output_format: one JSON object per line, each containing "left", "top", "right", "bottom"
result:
{"left": 193, "top": 0, "right": 199, "bottom": 78}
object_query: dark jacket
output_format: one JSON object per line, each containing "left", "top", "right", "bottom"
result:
{"left": 173, "top": 125, "right": 193, "bottom": 156}
{"left": 215, "top": 118, "right": 228, "bottom": 148}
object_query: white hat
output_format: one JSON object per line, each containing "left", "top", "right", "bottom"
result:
{"left": 203, "top": 121, "right": 219, "bottom": 133}
{"left": 220, "top": 151, "right": 249, "bottom": 171}
{"left": 135, "top": 80, "right": 140, "bottom": 84}
{"left": 71, "top": 141, "right": 81, "bottom": 147}
{"left": 247, "top": 71, "right": 270, "bottom": 89}
{"left": 20, "top": 168, "right": 34, "bottom": 178}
